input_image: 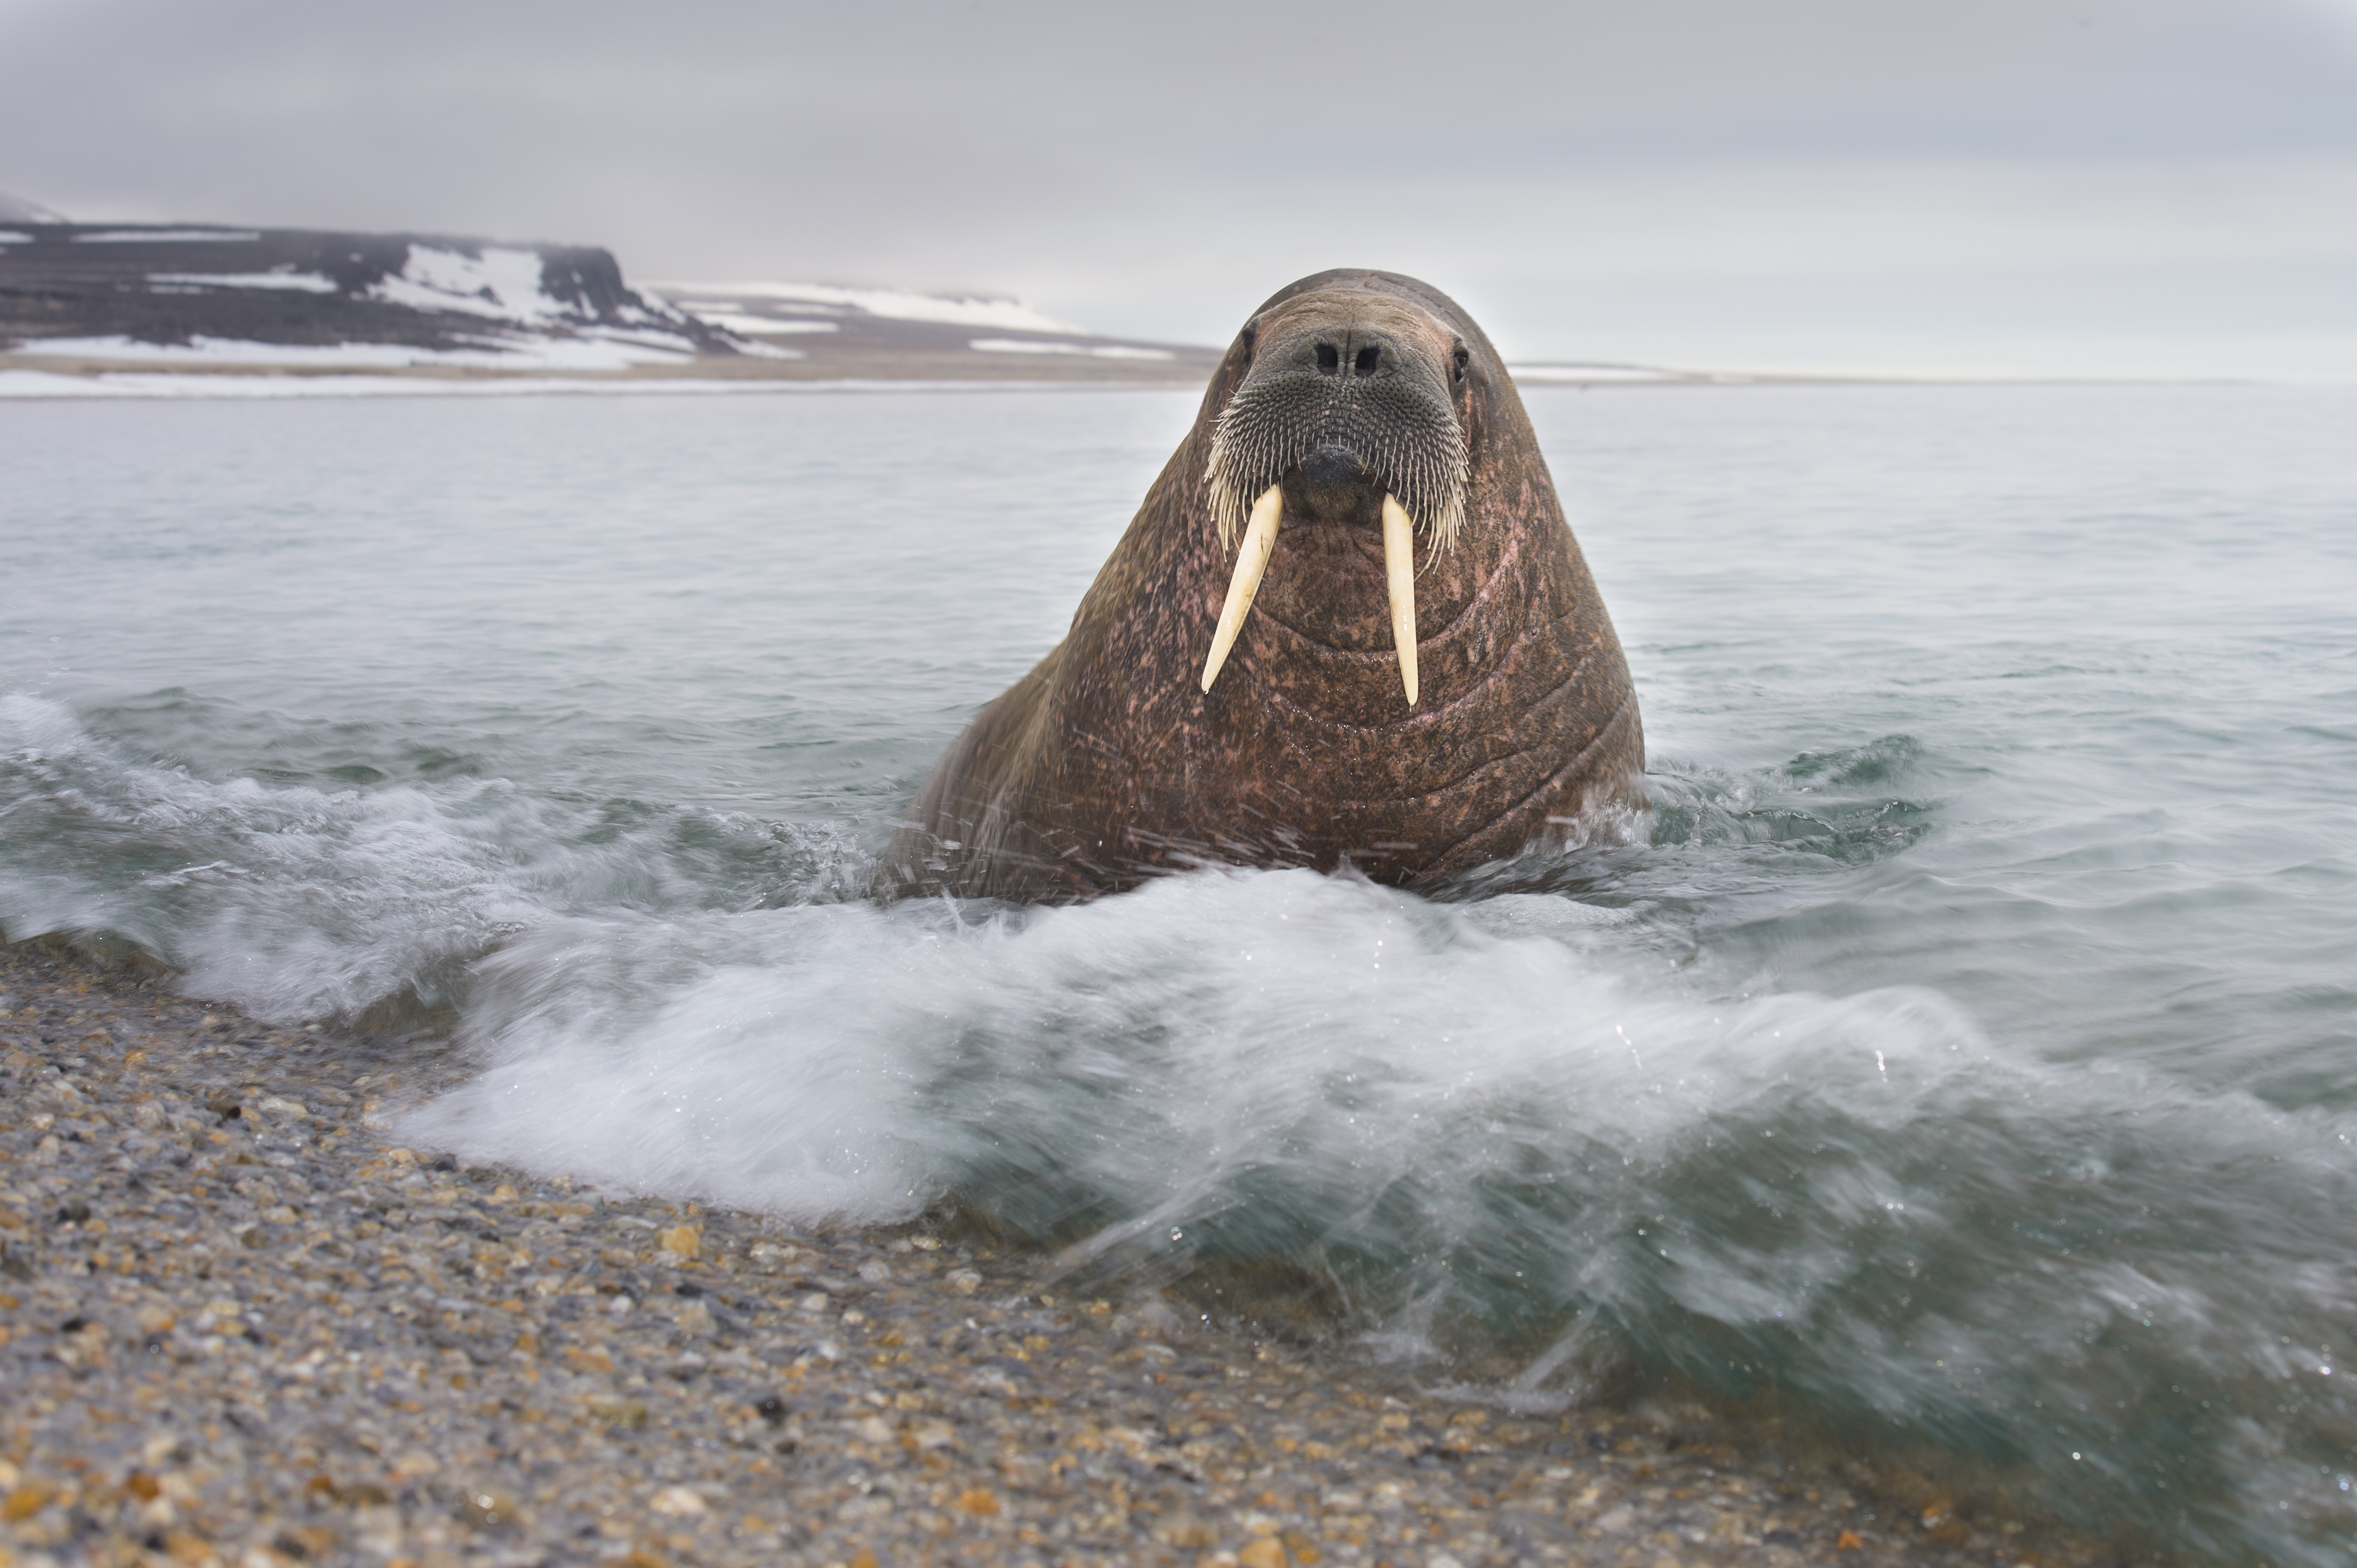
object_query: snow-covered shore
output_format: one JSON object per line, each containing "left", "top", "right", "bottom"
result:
{"left": 0, "top": 224, "right": 1219, "bottom": 388}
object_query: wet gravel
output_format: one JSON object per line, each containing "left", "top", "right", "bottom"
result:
{"left": 0, "top": 935, "right": 2122, "bottom": 1568}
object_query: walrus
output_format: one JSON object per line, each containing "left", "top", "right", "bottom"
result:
{"left": 892, "top": 268, "right": 1643, "bottom": 901}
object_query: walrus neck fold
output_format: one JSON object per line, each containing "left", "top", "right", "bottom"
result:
{"left": 1200, "top": 481, "right": 1424, "bottom": 706}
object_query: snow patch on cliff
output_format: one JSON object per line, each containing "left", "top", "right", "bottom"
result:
{"left": 149, "top": 271, "right": 340, "bottom": 293}
{"left": 368, "top": 245, "right": 577, "bottom": 323}
{"left": 658, "top": 279, "right": 1084, "bottom": 335}
{"left": 15, "top": 333, "right": 711, "bottom": 370}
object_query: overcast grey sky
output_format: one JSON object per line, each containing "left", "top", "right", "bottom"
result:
{"left": 5, "top": 0, "right": 2355, "bottom": 377}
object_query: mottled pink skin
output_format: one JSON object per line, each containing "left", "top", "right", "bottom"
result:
{"left": 891, "top": 270, "right": 1643, "bottom": 901}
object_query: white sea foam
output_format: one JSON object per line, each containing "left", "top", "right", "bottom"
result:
{"left": 404, "top": 868, "right": 1939, "bottom": 1223}
{"left": 0, "top": 231, "right": 34, "bottom": 244}
{"left": 393, "top": 855, "right": 2357, "bottom": 1564}
{"left": 0, "top": 693, "right": 554, "bottom": 1021}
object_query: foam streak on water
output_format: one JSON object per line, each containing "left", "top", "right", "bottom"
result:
{"left": 4, "top": 385, "right": 2356, "bottom": 1561}
{"left": 401, "top": 864, "right": 2357, "bottom": 1560}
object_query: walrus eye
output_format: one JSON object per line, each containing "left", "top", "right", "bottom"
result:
{"left": 1315, "top": 343, "right": 1339, "bottom": 375}
{"left": 1452, "top": 346, "right": 1470, "bottom": 384}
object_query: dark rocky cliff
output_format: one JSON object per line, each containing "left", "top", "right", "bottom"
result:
{"left": 0, "top": 224, "right": 743, "bottom": 358}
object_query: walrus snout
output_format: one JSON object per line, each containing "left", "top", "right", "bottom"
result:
{"left": 1205, "top": 307, "right": 1467, "bottom": 556}
{"left": 1201, "top": 303, "right": 1471, "bottom": 709}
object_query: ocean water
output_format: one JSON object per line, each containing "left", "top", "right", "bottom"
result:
{"left": 4, "top": 382, "right": 2354, "bottom": 1561}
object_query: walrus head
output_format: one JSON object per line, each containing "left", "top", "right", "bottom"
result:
{"left": 1200, "top": 293, "right": 1472, "bottom": 706}
{"left": 892, "top": 268, "right": 1643, "bottom": 901}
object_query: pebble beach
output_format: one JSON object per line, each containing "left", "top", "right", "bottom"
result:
{"left": 1, "top": 935, "right": 2120, "bottom": 1568}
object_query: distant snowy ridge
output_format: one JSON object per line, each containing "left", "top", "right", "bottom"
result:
{"left": 1507, "top": 361, "right": 1706, "bottom": 384}
{"left": 653, "top": 279, "right": 1086, "bottom": 335}
{"left": 1, "top": 227, "right": 766, "bottom": 369}
{"left": 970, "top": 337, "right": 1173, "bottom": 361}
{"left": 4, "top": 226, "right": 1223, "bottom": 382}
{"left": 369, "top": 244, "right": 672, "bottom": 334}
{"left": 16, "top": 334, "right": 726, "bottom": 373}
{"left": 76, "top": 228, "right": 261, "bottom": 243}
{"left": 671, "top": 310, "right": 839, "bottom": 338}
{"left": 651, "top": 277, "right": 1215, "bottom": 376}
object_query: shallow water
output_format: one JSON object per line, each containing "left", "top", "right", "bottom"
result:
{"left": 4, "top": 382, "right": 2355, "bottom": 1561}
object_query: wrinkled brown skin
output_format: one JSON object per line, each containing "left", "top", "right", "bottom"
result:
{"left": 890, "top": 269, "right": 1643, "bottom": 901}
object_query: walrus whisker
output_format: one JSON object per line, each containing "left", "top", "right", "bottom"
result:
{"left": 1203, "top": 367, "right": 1469, "bottom": 556}
{"left": 1199, "top": 483, "right": 1284, "bottom": 693}
{"left": 1382, "top": 492, "right": 1420, "bottom": 707}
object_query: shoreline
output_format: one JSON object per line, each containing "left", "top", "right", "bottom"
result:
{"left": 1, "top": 933, "right": 2110, "bottom": 1568}
{"left": 0, "top": 354, "right": 1219, "bottom": 393}
{"left": 0, "top": 367, "right": 1215, "bottom": 404}
{"left": 2, "top": 354, "right": 2248, "bottom": 401}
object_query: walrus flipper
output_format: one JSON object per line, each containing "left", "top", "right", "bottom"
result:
{"left": 889, "top": 647, "right": 1090, "bottom": 902}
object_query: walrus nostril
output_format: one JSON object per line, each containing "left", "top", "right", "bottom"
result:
{"left": 1354, "top": 345, "right": 1380, "bottom": 376}
{"left": 1315, "top": 342, "right": 1339, "bottom": 374}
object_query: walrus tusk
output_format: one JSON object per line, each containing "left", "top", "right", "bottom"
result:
{"left": 1200, "top": 483, "right": 1284, "bottom": 693}
{"left": 1382, "top": 492, "right": 1420, "bottom": 706}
